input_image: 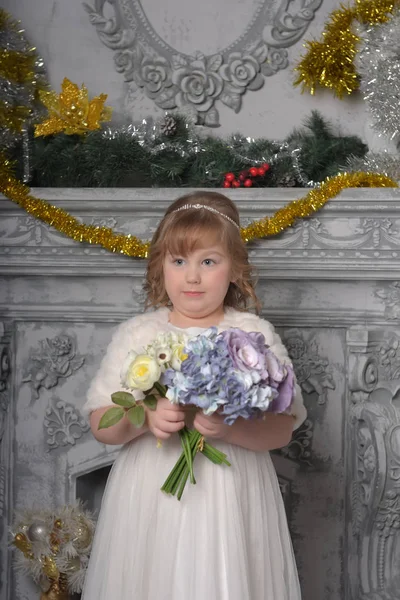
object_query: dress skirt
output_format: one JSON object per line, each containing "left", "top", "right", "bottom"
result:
{"left": 81, "top": 433, "right": 302, "bottom": 600}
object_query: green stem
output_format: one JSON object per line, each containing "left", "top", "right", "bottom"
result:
{"left": 179, "top": 427, "right": 195, "bottom": 484}
{"left": 177, "top": 467, "right": 190, "bottom": 501}
{"left": 154, "top": 381, "right": 167, "bottom": 397}
{"left": 160, "top": 428, "right": 231, "bottom": 500}
{"left": 161, "top": 428, "right": 200, "bottom": 494}
{"left": 161, "top": 457, "right": 186, "bottom": 493}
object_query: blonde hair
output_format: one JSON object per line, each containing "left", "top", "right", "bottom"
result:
{"left": 144, "top": 191, "right": 261, "bottom": 313}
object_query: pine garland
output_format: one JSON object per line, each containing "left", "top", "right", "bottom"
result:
{"left": 29, "top": 112, "right": 368, "bottom": 188}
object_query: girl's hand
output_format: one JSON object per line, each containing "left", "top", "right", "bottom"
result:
{"left": 146, "top": 397, "right": 185, "bottom": 440}
{"left": 193, "top": 411, "right": 230, "bottom": 440}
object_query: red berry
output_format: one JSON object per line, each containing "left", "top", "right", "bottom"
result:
{"left": 262, "top": 163, "right": 270, "bottom": 171}
{"left": 257, "top": 167, "right": 266, "bottom": 177}
{"left": 224, "top": 172, "right": 235, "bottom": 182}
{"left": 238, "top": 171, "right": 247, "bottom": 181}
{"left": 249, "top": 167, "right": 258, "bottom": 177}
{"left": 223, "top": 181, "right": 231, "bottom": 188}
{"left": 244, "top": 179, "right": 253, "bottom": 187}
{"left": 232, "top": 180, "right": 241, "bottom": 188}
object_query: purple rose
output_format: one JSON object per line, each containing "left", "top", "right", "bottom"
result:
{"left": 264, "top": 348, "right": 287, "bottom": 384}
{"left": 221, "top": 328, "right": 269, "bottom": 383}
{"left": 268, "top": 363, "right": 295, "bottom": 413}
{"left": 222, "top": 328, "right": 295, "bottom": 414}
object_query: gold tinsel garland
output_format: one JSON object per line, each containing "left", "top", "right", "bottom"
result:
{"left": 241, "top": 171, "right": 397, "bottom": 242}
{"left": 0, "top": 102, "right": 31, "bottom": 132}
{"left": 0, "top": 155, "right": 150, "bottom": 258}
{"left": 294, "top": 0, "right": 400, "bottom": 97}
{"left": 0, "top": 48, "right": 37, "bottom": 84}
{"left": 0, "top": 8, "right": 47, "bottom": 135}
{"left": 0, "top": 155, "right": 397, "bottom": 256}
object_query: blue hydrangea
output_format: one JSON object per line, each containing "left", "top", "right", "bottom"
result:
{"left": 162, "top": 327, "right": 277, "bottom": 423}
{"left": 162, "top": 328, "right": 233, "bottom": 414}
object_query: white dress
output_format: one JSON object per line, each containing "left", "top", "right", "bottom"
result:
{"left": 81, "top": 308, "right": 306, "bottom": 600}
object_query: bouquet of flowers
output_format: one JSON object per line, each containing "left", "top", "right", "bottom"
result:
{"left": 99, "top": 327, "right": 295, "bottom": 500}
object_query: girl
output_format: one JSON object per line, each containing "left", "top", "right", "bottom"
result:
{"left": 82, "top": 191, "right": 307, "bottom": 600}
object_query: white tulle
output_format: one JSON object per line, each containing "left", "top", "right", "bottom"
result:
{"left": 81, "top": 434, "right": 302, "bottom": 600}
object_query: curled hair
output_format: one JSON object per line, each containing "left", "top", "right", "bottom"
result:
{"left": 144, "top": 191, "right": 261, "bottom": 313}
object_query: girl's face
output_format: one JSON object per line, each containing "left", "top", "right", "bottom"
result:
{"left": 163, "top": 242, "right": 233, "bottom": 328}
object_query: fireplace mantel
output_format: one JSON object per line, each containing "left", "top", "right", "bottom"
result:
{"left": 2, "top": 187, "right": 400, "bottom": 600}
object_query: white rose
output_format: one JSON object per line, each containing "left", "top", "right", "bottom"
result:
{"left": 121, "top": 353, "right": 161, "bottom": 391}
{"left": 170, "top": 342, "right": 188, "bottom": 371}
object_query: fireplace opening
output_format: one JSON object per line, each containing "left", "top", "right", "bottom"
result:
{"left": 76, "top": 464, "right": 112, "bottom": 513}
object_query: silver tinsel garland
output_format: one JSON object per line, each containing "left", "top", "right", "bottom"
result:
{"left": 346, "top": 151, "right": 400, "bottom": 182}
{"left": 103, "top": 114, "right": 316, "bottom": 187}
{"left": 0, "top": 9, "right": 47, "bottom": 179}
{"left": 355, "top": 11, "right": 400, "bottom": 144}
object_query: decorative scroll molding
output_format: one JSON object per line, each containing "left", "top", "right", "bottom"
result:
{"left": 376, "top": 334, "right": 400, "bottom": 379}
{"left": 277, "top": 329, "right": 334, "bottom": 468}
{"left": 0, "top": 325, "right": 11, "bottom": 448}
{"left": 284, "top": 329, "right": 335, "bottom": 405}
{"left": 0, "top": 464, "right": 5, "bottom": 521}
{"left": 375, "top": 283, "right": 400, "bottom": 321}
{"left": 3, "top": 189, "right": 400, "bottom": 278}
{"left": 0, "top": 321, "right": 12, "bottom": 600}
{"left": 0, "top": 322, "right": 11, "bottom": 518}
{"left": 280, "top": 418, "right": 314, "bottom": 466}
{"left": 22, "top": 335, "right": 85, "bottom": 399}
{"left": 44, "top": 401, "right": 90, "bottom": 450}
{"left": 83, "top": 0, "right": 321, "bottom": 126}
{"left": 347, "top": 327, "right": 400, "bottom": 600}
{"left": 287, "top": 217, "right": 400, "bottom": 250}
{"left": 0, "top": 215, "right": 73, "bottom": 247}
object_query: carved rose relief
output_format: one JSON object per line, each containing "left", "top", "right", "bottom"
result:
{"left": 137, "top": 56, "right": 173, "bottom": 99}
{"left": 22, "top": 335, "right": 85, "bottom": 399}
{"left": 83, "top": 0, "right": 322, "bottom": 126}
{"left": 172, "top": 55, "right": 224, "bottom": 117}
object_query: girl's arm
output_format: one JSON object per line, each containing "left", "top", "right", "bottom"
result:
{"left": 89, "top": 406, "right": 148, "bottom": 445}
{"left": 193, "top": 411, "right": 294, "bottom": 452}
{"left": 224, "top": 413, "right": 294, "bottom": 452}
{"left": 89, "top": 398, "right": 186, "bottom": 445}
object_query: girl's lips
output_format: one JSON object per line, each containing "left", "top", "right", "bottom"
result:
{"left": 183, "top": 291, "right": 204, "bottom": 296}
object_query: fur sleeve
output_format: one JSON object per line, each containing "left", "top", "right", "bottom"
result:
{"left": 227, "top": 312, "right": 307, "bottom": 431}
{"left": 260, "top": 319, "right": 307, "bottom": 431}
{"left": 83, "top": 315, "right": 147, "bottom": 416}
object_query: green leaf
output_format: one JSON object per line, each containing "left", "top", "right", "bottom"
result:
{"left": 98, "top": 407, "right": 125, "bottom": 429}
{"left": 127, "top": 405, "right": 146, "bottom": 428}
{"left": 143, "top": 395, "right": 158, "bottom": 410}
{"left": 111, "top": 391, "right": 136, "bottom": 408}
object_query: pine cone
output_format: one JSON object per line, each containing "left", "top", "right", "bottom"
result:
{"left": 277, "top": 173, "right": 297, "bottom": 187}
{"left": 161, "top": 115, "right": 177, "bottom": 137}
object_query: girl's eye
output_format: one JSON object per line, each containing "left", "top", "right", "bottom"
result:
{"left": 202, "top": 259, "right": 215, "bottom": 266}
{"left": 173, "top": 258, "right": 185, "bottom": 266}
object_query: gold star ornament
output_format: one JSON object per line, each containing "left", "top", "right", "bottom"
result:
{"left": 34, "top": 77, "right": 112, "bottom": 137}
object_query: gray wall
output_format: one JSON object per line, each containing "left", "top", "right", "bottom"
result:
{"left": 0, "top": 0, "right": 393, "bottom": 149}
